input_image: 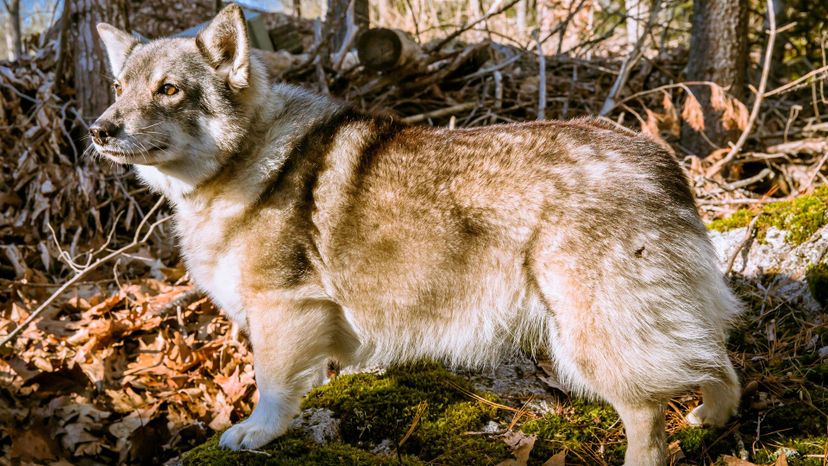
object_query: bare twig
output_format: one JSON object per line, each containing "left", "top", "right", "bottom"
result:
{"left": 721, "top": 168, "right": 773, "bottom": 191}
{"left": 763, "top": 64, "right": 828, "bottom": 98}
{"left": 332, "top": 0, "right": 359, "bottom": 72}
{"left": 0, "top": 198, "right": 170, "bottom": 348}
{"left": 725, "top": 213, "right": 763, "bottom": 275}
{"left": 313, "top": 19, "right": 329, "bottom": 95}
{"left": 803, "top": 150, "right": 828, "bottom": 193}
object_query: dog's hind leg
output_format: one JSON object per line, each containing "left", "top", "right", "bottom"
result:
{"left": 686, "top": 358, "right": 740, "bottom": 427}
{"left": 613, "top": 401, "right": 667, "bottom": 466}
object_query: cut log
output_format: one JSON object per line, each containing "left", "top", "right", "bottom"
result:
{"left": 357, "top": 28, "right": 422, "bottom": 72}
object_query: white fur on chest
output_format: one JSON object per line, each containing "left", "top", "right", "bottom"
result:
{"left": 186, "top": 246, "right": 247, "bottom": 325}
{"left": 175, "top": 201, "right": 249, "bottom": 326}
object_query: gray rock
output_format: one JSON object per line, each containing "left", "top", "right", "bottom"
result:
{"left": 290, "top": 408, "right": 341, "bottom": 444}
{"left": 709, "top": 224, "right": 827, "bottom": 312}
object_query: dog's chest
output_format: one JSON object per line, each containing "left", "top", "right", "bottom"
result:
{"left": 175, "top": 204, "right": 248, "bottom": 325}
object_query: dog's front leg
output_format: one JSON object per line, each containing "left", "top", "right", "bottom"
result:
{"left": 219, "top": 297, "right": 353, "bottom": 450}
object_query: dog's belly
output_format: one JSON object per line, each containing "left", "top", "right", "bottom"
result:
{"left": 333, "top": 257, "right": 549, "bottom": 368}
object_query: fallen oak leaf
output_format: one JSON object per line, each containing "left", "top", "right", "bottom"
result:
{"left": 722, "top": 456, "right": 758, "bottom": 466}
{"left": 9, "top": 424, "right": 59, "bottom": 461}
{"left": 542, "top": 451, "right": 566, "bottom": 466}
{"left": 497, "top": 431, "right": 536, "bottom": 466}
{"left": 208, "top": 390, "right": 234, "bottom": 431}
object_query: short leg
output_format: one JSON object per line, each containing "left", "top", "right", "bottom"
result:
{"left": 686, "top": 359, "right": 740, "bottom": 427}
{"left": 614, "top": 401, "right": 667, "bottom": 466}
{"left": 219, "top": 298, "right": 358, "bottom": 450}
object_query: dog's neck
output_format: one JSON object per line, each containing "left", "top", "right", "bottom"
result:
{"left": 135, "top": 83, "right": 341, "bottom": 209}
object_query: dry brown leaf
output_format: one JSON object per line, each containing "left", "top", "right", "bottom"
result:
{"left": 208, "top": 391, "right": 235, "bottom": 431}
{"left": 775, "top": 451, "right": 789, "bottom": 466}
{"left": 682, "top": 91, "right": 705, "bottom": 132}
{"left": 661, "top": 92, "right": 680, "bottom": 136}
{"left": 542, "top": 451, "right": 566, "bottom": 466}
{"left": 497, "top": 431, "right": 536, "bottom": 466}
{"left": 723, "top": 97, "right": 750, "bottom": 130}
{"left": 710, "top": 83, "right": 728, "bottom": 111}
{"left": 722, "top": 456, "right": 758, "bottom": 466}
{"left": 9, "top": 425, "right": 59, "bottom": 461}
{"left": 641, "top": 109, "right": 674, "bottom": 154}
{"left": 537, "top": 359, "right": 568, "bottom": 393}
{"left": 215, "top": 365, "right": 254, "bottom": 404}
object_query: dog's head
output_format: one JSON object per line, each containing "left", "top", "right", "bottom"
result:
{"left": 91, "top": 4, "right": 262, "bottom": 182}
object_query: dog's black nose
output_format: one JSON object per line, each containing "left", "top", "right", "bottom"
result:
{"left": 89, "top": 120, "right": 120, "bottom": 145}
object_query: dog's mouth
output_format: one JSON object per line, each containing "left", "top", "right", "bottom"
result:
{"left": 97, "top": 145, "right": 170, "bottom": 163}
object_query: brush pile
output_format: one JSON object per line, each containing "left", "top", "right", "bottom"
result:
{"left": 1, "top": 1, "right": 827, "bottom": 464}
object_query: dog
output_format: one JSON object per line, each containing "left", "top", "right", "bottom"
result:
{"left": 92, "top": 5, "right": 741, "bottom": 464}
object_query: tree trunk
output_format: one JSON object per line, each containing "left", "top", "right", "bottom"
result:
{"left": 4, "top": 0, "right": 22, "bottom": 60}
{"left": 516, "top": 0, "right": 527, "bottom": 36}
{"left": 71, "top": 0, "right": 129, "bottom": 120}
{"left": 682, "top": 0, "right": 748, "bottom": 156}
{"left": 625, "top": 0, "right": 646, "bottom": 46}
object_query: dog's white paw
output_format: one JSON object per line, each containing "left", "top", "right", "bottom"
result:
{"left": 219, "top": 417, "right": 281, "bottom": 450}
{"left": 686, "top": 403, "right": 730, "bottom": 427}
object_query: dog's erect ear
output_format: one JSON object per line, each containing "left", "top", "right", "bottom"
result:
{"left": 97, "top": 23, "right": 139, "bottom": 77}
{"left": 196, "top": 3, "right": 250, "bottom": 91}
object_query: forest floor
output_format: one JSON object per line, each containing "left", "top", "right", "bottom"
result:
{"left": 2, "top": 188, "right": 826, "bottom": 466}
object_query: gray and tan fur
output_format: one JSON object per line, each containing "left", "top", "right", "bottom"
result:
{"left": 92, "top": 5, "right": 741, "bottom": 465}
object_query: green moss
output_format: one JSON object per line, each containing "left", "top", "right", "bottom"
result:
{"left": 806, "top": 262, "right": 828, "bottom": 307}
{"left": 520, "top": 399, "right": 625, "bottom": 463}
{"left": 708, "top": 208, "right": 756, "bottom": 233}
{"left": 303, "top": 363, "right": 509, "bottom": 464}
{"left": 671, "top": 426, "right": 718, "bottom": 457}
{"left": 181, "top": 432, "right": 406, "bottom": 466}
{"left": 752, "top": 437, "right": 828, "bottom": 466}
{"left": 707, "top": 186, "right": 828, "bottom": 245}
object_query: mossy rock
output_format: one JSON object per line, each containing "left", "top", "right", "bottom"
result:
{"left": 182, "top": 363, "right": 511, "bottom": 465}
{"left": 708, "top": 186, "right": 828, "bottom": 245}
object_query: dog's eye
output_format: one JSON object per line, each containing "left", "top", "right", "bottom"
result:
{"left": 113, "top": 82, "right": 122, "bottom": 96}
{"left": 159, "top": 83, "right": 179, "bottom": 96}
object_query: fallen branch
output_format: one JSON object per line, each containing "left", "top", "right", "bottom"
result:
{"left": 0, "top": 197, "right": 170, "bottom": 349}
{"left": 401, "top": 102, "right": 477, "bottom": 124}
